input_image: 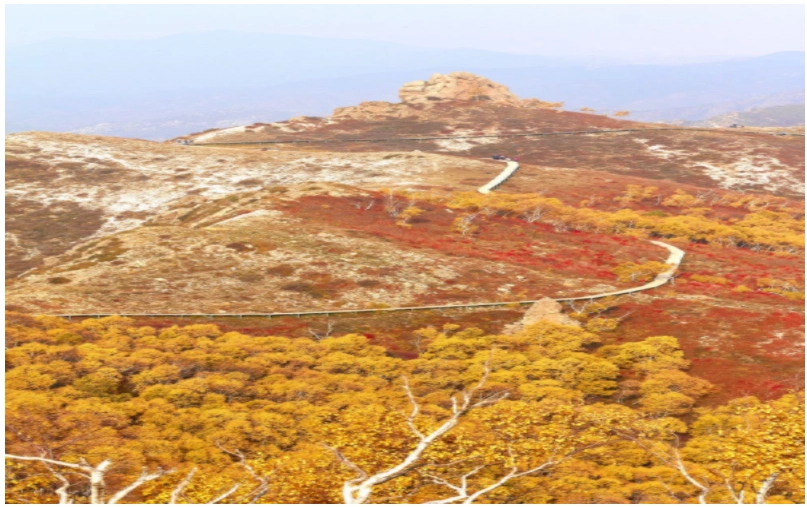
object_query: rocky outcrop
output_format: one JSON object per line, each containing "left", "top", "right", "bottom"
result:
{"left": 399, "top": 72, "right": 522, "bottom": 106}
{"left": 503, "top": 297, "right": 580, "bottom": 334}
{"left": 331, "top": 72, "right": 561, "bottom": 121}
{"left": 332, "top": 101, "right": 413, "bottom": 120}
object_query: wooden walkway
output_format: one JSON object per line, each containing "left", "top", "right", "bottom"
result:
{"left": 478, "top": 160, "right": 520, "bottom": 194}
{"left": 54, "top": 242, "right": 683, "bottom": 320}
{"left": 48, "top": 125, "right": 730, "bottom": 321}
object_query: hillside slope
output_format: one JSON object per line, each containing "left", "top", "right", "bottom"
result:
{"left": 691, "top": 103, "right": 806, "bottom": 127}
{"left": 6, "top": 131, "right": 503, "bottom": 278}
{"left": 6, "top": 183, "right": 666, "bottom": 314}
{"left": 6, "top": 73, "right": 803, "bottom": 402}
{"left": 184, "top": 73, "right": 805, "bottom": 197}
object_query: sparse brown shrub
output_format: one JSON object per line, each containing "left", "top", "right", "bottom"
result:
{"left": 87, "top": 238, "right": 128, "bottom": 263}
{"left": 357, "top": 279, "right": 381, "bottom": 288}
{"left": 116, "top": 211, "right": 150, "bottom": 220}
{"left": 266, "top": 264, "right": 296, "bottom": 277}
{"left": 237, "top": 273, "right": 264, "bottom": 283}
{"left": 5, "top": 196, "right": 105, "bottom": 278}
{"left": 225, "top": 242, "right": 253, "bottom": 253}
{"left": 237, "top": 178, "right": 262, "bottom": 186}
{"left": 281, "top": 282, "right": 317, "bottom": 293}
{"left": 250, "top": 240, "right": 277, "bottom": 253}
{"left": 60, "top": 261, "right": 97, "bottom": 272}
{"left": 47, "top": 277, "right": 71, "bottom": 285}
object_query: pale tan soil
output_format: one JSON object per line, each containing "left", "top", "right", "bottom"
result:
{"left": 186, "top": 102, "right": 804, "bottom": 196}
{"left": 7, "top": 185, "right": 656, "bottom": 315}
{"left": 5, "top": 131, "right": 504, "bottom": 278}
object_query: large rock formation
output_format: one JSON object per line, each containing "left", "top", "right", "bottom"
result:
{"left": 332, "top": 72, "right": 561, "bottom": 121}
{"left": 398, "top": 72, "right": 522, "bottom": 106}
{"left": 503, "top": 297, "right": 581, "bottom": 334}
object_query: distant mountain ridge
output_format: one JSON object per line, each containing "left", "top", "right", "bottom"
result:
{"left": 6, "top": 31, "right": 804, "bottom": 139}
{"left": 687, "top": 103, "right": 805, "bottom": 128}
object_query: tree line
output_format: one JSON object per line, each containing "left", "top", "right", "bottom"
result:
{"left": 6, "top": 313, "right": 803, "bottom": 504}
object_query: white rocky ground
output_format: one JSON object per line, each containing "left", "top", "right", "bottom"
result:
{"left": 7, "top": 131, "right": 496, "bottom": 242}
{"left": 633, "top": 138, "right": 804, "bottom": 195}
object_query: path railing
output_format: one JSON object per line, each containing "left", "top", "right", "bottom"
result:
{"left": 52, "top": 242, "right": 684, "bottom": 320}
{"left": 478, "top": 160, "right": 520, "bottom": 194}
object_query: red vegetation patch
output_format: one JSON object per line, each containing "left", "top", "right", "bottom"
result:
{"left": 280, "top": 193, "right": 661, "bottom": 298}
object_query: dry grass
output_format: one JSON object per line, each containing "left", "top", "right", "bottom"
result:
{"left": 191, "top": 101, "right": 804, "bottom": 198}
{"left": 5, "top": 132, "right": 502, "bottom": 278}
{"left": 5, "top": 187, "right": 664, "bottom": 314}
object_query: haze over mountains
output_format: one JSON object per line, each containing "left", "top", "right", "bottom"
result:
{"left": 7, "top": 31, "right": 805, "bottom": 140}
{"left": 690, "top": 104, "right": 806, "bottom": 128}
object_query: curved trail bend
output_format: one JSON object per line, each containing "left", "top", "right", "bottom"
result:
{"left": 479, "top": 160, "right": 520, "bottom": 194}
{"left": 556, "top": 240, "right": 683, "bottom": 302}
{"left": 55, "top": 241, "right": 684, "bottom": 320}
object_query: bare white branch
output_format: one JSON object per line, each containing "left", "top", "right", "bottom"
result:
{"left": 402, "top": 377, "right": 426, "bottom": 441}
{"left": 107, "top": 467, "right": 165, "bottom": 504}
{"left": 755, "top": 472, "right": 778, "bottom": 504}
{"left": 423, "top": 446, "right": 558, "bottom": 505}
{"left": 207, "top": 484, "right": 241, "bottom": 504}
{"left": 329, "top": 350, "right": 508, "bottom": 504}
{"left": 214, "top": 442, "right": 273, "bottom": 504}
{"left": 42, "top": 461, "right": 73, "bottom": 505}
{"left": 169, "top": 468, "right": 197, "bottom": 504}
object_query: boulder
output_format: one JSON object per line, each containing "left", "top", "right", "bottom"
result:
{"left": 503, "top": 297, "right": 580, "bottom": 334}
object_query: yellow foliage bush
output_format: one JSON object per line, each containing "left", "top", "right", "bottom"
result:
{"left": 612, "top": 261, "right": 670, "bottom": 283}
{"left": 4, "top": 313, "right": 803, "bottom": 505}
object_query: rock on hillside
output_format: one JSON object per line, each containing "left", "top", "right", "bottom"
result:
{"left": 186, "top": 72, "right": 567, "bottom": 139}
{"left": 503, "top": 297, "right": 580, "bottom": 334}
{"left": 181, "top": 75, "right": 804, "bottom": 199}
{"left": 399, "top": 72, "right": 524, "bottom": 106}
{"left": 329, "top": 72, "right": 559, "bottom": 121}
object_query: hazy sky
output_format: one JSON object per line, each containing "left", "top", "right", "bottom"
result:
{"left": 7, "top": 4, "right": 805, "bottom": 59}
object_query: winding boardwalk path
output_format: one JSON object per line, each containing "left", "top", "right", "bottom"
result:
{"left": 556, "top": 241, "right": 683, "bottom": 301}
{"left": 478, "top": 160, "right": 520, "bottom": 194}
{"left": 53, "top": 133, "right": 690, "bottom": 320}
{"left": 55, "top": 241, "right": 684, "bottom": 320}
